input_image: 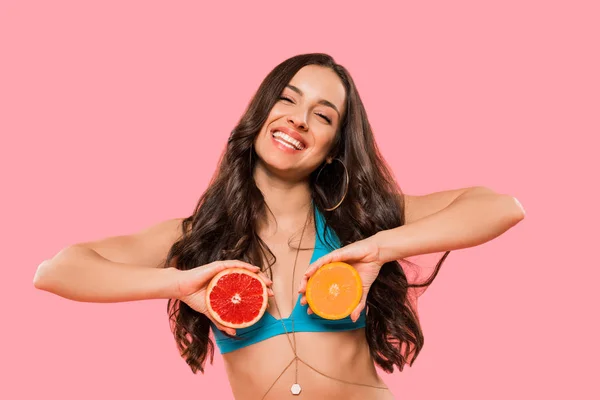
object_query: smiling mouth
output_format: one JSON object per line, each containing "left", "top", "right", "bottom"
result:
{"left": 271, "top": 130, "right": 306, "bottom": 150}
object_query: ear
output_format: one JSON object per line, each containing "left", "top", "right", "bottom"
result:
{"left": 326, "top": 150, "right": 339, "bottom": 163}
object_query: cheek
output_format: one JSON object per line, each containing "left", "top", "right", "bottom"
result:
{"left": 260, "top": 107, "right": 285, "bottom": 134}
{"left": 313, "top": 135, "right": 336, "bottom": 156}
{"left": 267, "top": 105, "right": 286, "bottom": 120}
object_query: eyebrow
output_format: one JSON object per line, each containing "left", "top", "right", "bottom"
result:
{"left": 285, "top": 84, "right": 340, "bottom": 117}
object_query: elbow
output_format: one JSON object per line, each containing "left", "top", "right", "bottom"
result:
{"left": 510, "top": 196, "right": 526, "bottom": 221}
{"left": 33, "top": 247, "right": 73, "bottom": 291}
{"left": 33, "top": 258, "right": 64, "bottom": 292}
{"left": 33, "top": 259, "right": 54, "bottom": 290}
{"left": 478, "top": 188, "right": 526, "bottom": 220}
{"left": 490, "top": 195, "right": 526, "bottom": 231}
{"left": 499, "top": 195, "right": 526, "bottom": 229}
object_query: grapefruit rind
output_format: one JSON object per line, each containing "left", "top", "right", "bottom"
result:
{"left": 205, "top": 267, "right": 268, "bottom": 329}
{"left": 305, "top": 262, "right": 363, "bottom": 320}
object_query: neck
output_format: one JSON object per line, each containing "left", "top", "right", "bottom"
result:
{"left": 253, "top": 160, "right": 313, "bottom": 234}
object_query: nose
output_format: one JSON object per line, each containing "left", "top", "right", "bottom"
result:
{"left": 287, "top": 113, "right": 308, "bottom": 131}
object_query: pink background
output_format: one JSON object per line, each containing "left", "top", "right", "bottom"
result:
{"left": 2, "top": 1, "right": 598, "bottom": 399}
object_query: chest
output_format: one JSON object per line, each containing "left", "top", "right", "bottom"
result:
{"left": 260, "top": 230, "right": 317, "bottom": 319}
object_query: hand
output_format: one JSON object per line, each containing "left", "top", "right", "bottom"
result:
{"left": 177, "top": 260, "right": 274, "bottom": 336}
{"left": 298, "top": 235, "right": 384, "bottom": 322}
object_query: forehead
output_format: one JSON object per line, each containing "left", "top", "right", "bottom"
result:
{"left": 287, "top": 65, "right": 346, "bottom": 113}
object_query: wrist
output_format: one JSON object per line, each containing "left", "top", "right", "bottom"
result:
{"left": 372, "top": 227, "right": 406, "bottom": 264}
{"left": 163, "top": 267, "right": 185, "bottom": 300}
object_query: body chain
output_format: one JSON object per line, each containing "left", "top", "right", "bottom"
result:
{"left": 260, "top": 206, "right": 389, "bottom": 399}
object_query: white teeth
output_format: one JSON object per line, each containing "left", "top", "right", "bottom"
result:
{"left": 274, "top": 138, "right": 297, "bottom": 150}
{"left": 272, "top": 131, "right": 304, "bottom": 150}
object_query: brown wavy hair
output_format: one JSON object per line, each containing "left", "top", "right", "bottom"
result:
{"left": 164, "top": 53, "right": 450, "bottom": 374}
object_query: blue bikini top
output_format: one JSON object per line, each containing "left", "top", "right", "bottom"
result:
{"left": 210, "top": 204, "right": 367, "bottom": 354}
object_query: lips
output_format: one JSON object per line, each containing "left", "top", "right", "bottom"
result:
{"left": 270, "top": 126, "right": 307, "bottom": 148}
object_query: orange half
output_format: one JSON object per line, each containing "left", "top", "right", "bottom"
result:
{"left": 306, "top": 262, "right": 362, "bottom": 320}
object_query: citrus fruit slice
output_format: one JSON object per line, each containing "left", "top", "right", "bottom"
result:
{"left": 205, "top": 268, "right": 268, "bottom": 329}
{"left": 306, "top": 261, "right": 363, "bottom": 320}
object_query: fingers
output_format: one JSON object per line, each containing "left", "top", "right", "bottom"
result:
{"left": 298, "top": 276, "right": 308, "bottom": 295}
{"left": 201, "top": 260, "right": 261, "bottom": 281}
{"left": 350, "top": 302, "right": 365, "bottom": 323}
{"left": 298, "top": 259, "right": 327, "bottom": 295}
{"left": 208, "top": 261, "right": 274, "bottom": 296}
{"left": 298, "top": 255, "right": 331, "bottom": 294}
{"left": 303, "top": 255, "right": 331, "bottom": 279}
{"left": 351, "top": 291, "right": 367, "bottom": 322}
{"left": 297, "top": 255, "right": 333, "bottom": 299}
{"left": 303, "top": 303, "right": 363, "bottom": 320}
{"left": 255, "top": 270, "right": 273, "bottom": 285}
{"left": 302, "top": 249, "right": 345, "bottom": 281}
{"left": 208, "top": 315, "right": 237, "bottom": 336}
{"left": 298, "top": 246, "right": 358, "bottom": 295}
{"left": 211, "top": 260, "right": 261, "bottom": 273}
{"left": 255, "top": 270, "right": 275, "bottom": 296}
{"left": 301, "top": 296, "right": 365, "bottom": 321}
{"left": 298, "top": 292, "right": 310, "bottom": 311}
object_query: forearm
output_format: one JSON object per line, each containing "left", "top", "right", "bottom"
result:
{"left": 33, "top": 246, "right": 181, "bottom": 302}
{"left": 375, "top": 192, "right": 525, "bottom": 263}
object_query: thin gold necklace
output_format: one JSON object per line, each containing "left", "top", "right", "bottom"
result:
{"left": 260, "top": 205, "right": 389, "bottom": 399}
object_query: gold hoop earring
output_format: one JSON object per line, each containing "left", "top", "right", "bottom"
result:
{"left": 314, "top": 157, "right": 349, "bottom": 211}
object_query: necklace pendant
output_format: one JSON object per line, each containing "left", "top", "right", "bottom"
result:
{"left": 291, "top": 383, "right": 302, "bottom": 395}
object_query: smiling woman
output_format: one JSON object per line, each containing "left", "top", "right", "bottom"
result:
{"left": 252, "top": 64, "right": 347, "bottom": 184}
{"left": 168, "top": 54, "right": 436, "bottom": 399}
{"left": 34, "top": 52, "right": 524, "bottom": 400}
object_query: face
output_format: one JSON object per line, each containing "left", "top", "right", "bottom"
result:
{"left": 253, "top": 65, "right": 346, "bottom": 180}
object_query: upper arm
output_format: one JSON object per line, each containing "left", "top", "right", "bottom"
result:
{"left": 403, "top": 186, "right": 485, "bottom": 225}
{"left": 73, "top": 218, "right": 186, "bottom": 268}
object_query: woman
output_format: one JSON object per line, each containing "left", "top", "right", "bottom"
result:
{"left": 33, "top": 53, "right": 525, "bottom": 399}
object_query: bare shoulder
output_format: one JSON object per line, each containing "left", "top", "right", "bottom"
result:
{"left": 74, "top": 217, "right": 188, "bottom": 268}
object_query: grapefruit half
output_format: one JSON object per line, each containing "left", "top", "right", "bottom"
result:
{"left": 205, "top": 268, "right": 268, "bottom": 329}
{"left": 306, "top": 262, "right": 363, "bottom": 320}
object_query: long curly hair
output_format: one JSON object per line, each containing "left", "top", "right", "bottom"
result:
{"left": 164, "top": 53, "right": 450, "bottom": 374}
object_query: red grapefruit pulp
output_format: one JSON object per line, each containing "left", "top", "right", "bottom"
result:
{"left": 206, "top": 268, "right": 268, "bottom": 329}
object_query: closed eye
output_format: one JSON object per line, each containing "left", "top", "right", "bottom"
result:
{"left": 279, "top": 96, "right": 331, "bottom": 124}
{"left": 316, "top": 113, "right": 331, "bottom": 124}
